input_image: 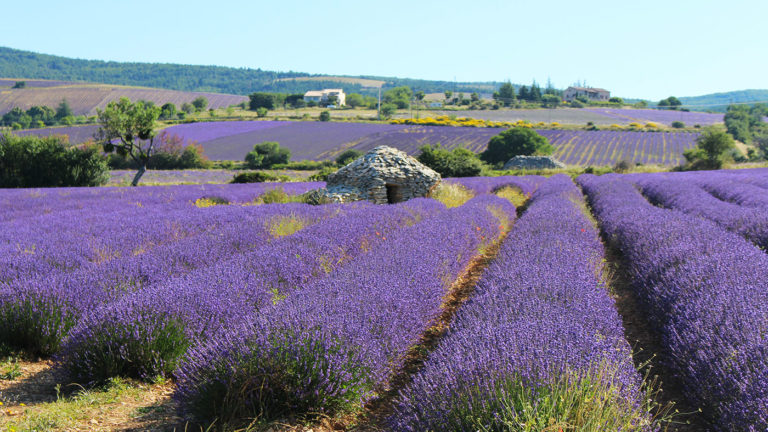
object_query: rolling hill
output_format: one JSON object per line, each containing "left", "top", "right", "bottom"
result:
{"left": 0, "top": 79, "right": 247, "bottom": 116}
{"left": 0, "top": 46, "right": 499, "bottom": 97}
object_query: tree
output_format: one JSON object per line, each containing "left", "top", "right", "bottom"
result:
{"left": 335, "top": 149, "right": 363, "bottom": 166}
{"left": 181, "top": 102, "right": 194, "bottom": 114}
{"left": 192, "top": 97, "right": 208, "bottom": 112}
{"left": 249, "top": 92, "right": 277, "bottom": 110}
{"left": 541, "top": 94, "right": 560, "bottom": 108}
{"left": 244, "top": 141, "right": 290, "bottom": 169}
{"left": 55, "top": 99, "right": 73, "bottom": 120}
{"left": 518, "top": 85, "right": 529, "bottom": 101}
{"left": 95, "top": 97, "right": 161, "bottom": 186}
{"left": 319, "top": 111, "right": 331, "bottom": 122}
{"left": 383, "top": 86, "right": 412, "bottom": 109}
{"left": 496, "top": 82, "right": 515, "bottom": 106}
{"left": 325, "top": 94, "right": 339, "bottom": 107}
{"left": 417, "top": 144, "right": 483, "bottom": 177}
{"left": 470, "top": 92, "right": 480, "bottom": 103}
{"left": 12, "top": 81, "right": 25, "bottom": 89}
{"left": 415, "top": 91, "right": 425, "bottom": 101}
{"left": 256, "top": 107, "right": 268, "bottom": 118}
{"left": 608, "top": 97, "right": 623, "bottom": 104}
{"left": 380, "top": 103, "right": 397, "bottom": 119}
{"left": 346, "top": 93, "right": 365, "bottom": 108}
{"left": 0, "top": 133, "right": 108, "bottom": 188}
{"left": 285, "top": 94, "right": 306, "bottom": 108}
{"left": 444, "top": 91, "right": 453, "bottom": 101}
{"left": 683, "top": 126, "right": 735, "bottom": 169}
{"left": 159, "top": 103, "right": 177, "bottom": 120}
{"left": 480, "top": 127, "right": 553, "bottom": 166}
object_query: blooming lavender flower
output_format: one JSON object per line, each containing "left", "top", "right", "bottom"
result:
{"left": 578, "top": 173, "right": 768, "bottom": 430}
{"left": 389, "top": 175, "right": 647, "bottom": 431}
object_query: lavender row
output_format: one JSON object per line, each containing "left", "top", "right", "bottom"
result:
{"left": 446, "top": 175, "right": 543, "bottom": 195}
{"left": 390, "top": 175, "right": 646, "bottom": 431}
{"left": 631, "top": 176, "right": 768, "bottom": 249}
{"left": 57, "top": 199, "right": 444, "bottom": 384}
{"left": 0, "top": 182, "right": 322, "bottom": 223}
{"left": 1, "top": 203, "right": 335, "bottom": 356}
{"left": 173, "top": 195, "right": 514, "bottom": 426}
{"left": 578, "top": 174, "right": 768, "bottom": 430}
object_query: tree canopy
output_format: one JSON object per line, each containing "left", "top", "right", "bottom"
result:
{"left": 245, "top": 141, "right": 291, "bottom": 169}
{"left": 480, "top": 128, "right": 553, "bottom": 166}
{"left": 683, "top": 126, "right": 735, "bottom": 170}
{"left": 417, "top": 144, "right": 483, "bottom": 177}
{"left": 95, "top": 97, "right": 161, "bottom": 186}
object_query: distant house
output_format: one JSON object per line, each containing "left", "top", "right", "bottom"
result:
{"left": 563, "top": 86, "right": 610, "bottom": 102}
{"left": 303, "top": 89, "right": 346, "bottom": 106}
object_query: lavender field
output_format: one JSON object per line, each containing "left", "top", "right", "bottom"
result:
{"left": 2, "top": 169, "right": 767, "bottom": 431}
{"left": 12, "top": 120, "right": 700, "bottom": 166}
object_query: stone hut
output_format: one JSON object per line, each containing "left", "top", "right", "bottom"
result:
{"left": 318, "top": 146, "right": 441, "bottom": 204}
{"left": 503, "top": 155, "right": 566, "bottom": 170}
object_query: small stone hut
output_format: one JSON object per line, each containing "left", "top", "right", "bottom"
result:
{"left": 503, "top": 155, "right": 566, "bottom": 170}
{"left": 320, "top": 146, "right": 441, "bottom": 204}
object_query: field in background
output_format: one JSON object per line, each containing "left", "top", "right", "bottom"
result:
{"left": 0, "top": 80, "right": 247, "bottom": 116}
{"left": 9, "top": 120, "right": 700, "bottom": 166}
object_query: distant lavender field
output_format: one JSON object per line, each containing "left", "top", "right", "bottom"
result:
{"left": 584, "top": 108, "right": 725, "bottom": 126}
{"left": 15, "top": 124, "right": 100, "bottom": 144}
{"left": 0, "top": 79, "right": 78, "bottom": 88}
{"left": 12, "top": 121, "right": 700, "bottom": 166}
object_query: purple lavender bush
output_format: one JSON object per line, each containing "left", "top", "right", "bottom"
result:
{"left": 56, "top": 199, "right": 444, "bottom": 384}
{"left": 578, "top": 174, "right": 768, "bottom": 431}
{"left": 389, "top": 175, "right": 649, "bottom": 431}
{"left": 173, "top": 195, "right": 514, "bottom": 428}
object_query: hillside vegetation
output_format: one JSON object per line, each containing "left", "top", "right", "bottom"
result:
{"left": 0, "top": 46, "right": 498, "bottom": 96}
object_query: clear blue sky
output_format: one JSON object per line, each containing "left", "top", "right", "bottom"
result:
{"left": 2, "top": 0, "right": 765, "bottom": 100}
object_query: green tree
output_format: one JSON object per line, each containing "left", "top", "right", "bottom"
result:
{"left": 244, "top": 141, "right": 291, "bottom": 169}
{"left": 192, "top": 97, "right": 208, "bottom": 112}
{"left": 55, "top": 99, "right": 73, "bottom": 121}
{"left": 417, "top": 144, "right": 483, "bottom": 177}
{"left": 95, "top": 97, "right": 161, "bottom": 186}
{"left": 249, "top": 92, "right": 277, "bottom": 110}
{"left": 608, "top": 97, "right": 623, "bottom": 104}
{"left": 444, "top": 90, "right": 453, "bottom": 101}
{"left": 480, "top": 127, "right": 553, "bottom": 166}
{"left": 285, "top": 94, "right": 306, "bottom": 108}
{"left": 518, "top": 85, "right": 529, "bottom": 101}
{"left": 11, "top": 81, "right": 25, "bottom": 89}
{"left": 319, "top": 110, "right": 331, "bottom": 122}
{"left": 542, "top": 94, "right": 560, "bottom": 108}
{"left": 335, "top": 149, "right": 363, "bottom": 166}
{"left": 346, "top": 93, "right": 365, "bottom": 108}
{"left": 256, "top": 107, "right": 268, "bottom": 118}
{"left": 0, "top": 133, "right": 108, "bottom": 187}
{"left": 415, "top": 91, "right": 425, "bottom": 101}
{"left": 383, "top": 86, "right": 413, "bottom": 109}
{"left": 380, "top": 103, "right": 397, "bottom": 119}
{"left": 159, "top": 103, "right": 177, "bottom": 120}
{"left": 496, "top": 82, "right": 516, "bottom": 106}
{"left": 683, "top": 126, "right": 735, "bottom": 169}
{"left": 181, "top": 102, "right": 194, "bottom": 114}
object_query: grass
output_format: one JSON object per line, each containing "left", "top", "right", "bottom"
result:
{"left": 494, "top": 186, "right": 529, "bottom": 208}
{"left": 431, "top": 183, "right": 475, "bottom": 208}
{"left": 266, "top": 213, "right": 311, "bottom": 238}
{"left": 1, "top": 377, "right": 177, "bottom": 432}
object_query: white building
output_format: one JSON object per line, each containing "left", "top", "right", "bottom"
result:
{"left": 303, "top": 89, "right": 346, "bottom": 106}
{"left": 563, "top": 86, "right": 610, "bottom": 102}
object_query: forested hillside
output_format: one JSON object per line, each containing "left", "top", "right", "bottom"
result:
{"left": 0, "top": 47, "right": 498, "bottom": 96}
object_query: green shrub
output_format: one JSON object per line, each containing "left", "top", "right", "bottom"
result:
{"left": 309, "top": 166, "right": 337, "bottom": 181}
{"left": 418, "top": 144, "right": 483, "bottom": 177}
{"left": 319, "top": 111, "right": 331, "bottom": 122}
{"left": 231, "top": 171, "right": 280, "bottom": 183}
{"left": 0, "top": 133, "right": 109, "bottom": 188}
{"left": 245, "top": 141, "right": 291, "bottom": 169}
{"left": 335, "top": 149, "right": 363, "bottom": 166}
{"left": 480, "top": 128, "right": 553, "bottom": 167}
{"left": 671, "top": 121, "right": 685, "bottom": 129}
{"left": 256, "top": 107, "right": 268, "bottom": 118}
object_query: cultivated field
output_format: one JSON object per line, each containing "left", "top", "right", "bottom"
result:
{"left": 0, "top": 81, "right": 247, "bottom": 116}
{"left": 1, "top": 169, "right": 766, "bottom": 431}
{"left": 11, "top": 120, "right": 700, "bottom": 166}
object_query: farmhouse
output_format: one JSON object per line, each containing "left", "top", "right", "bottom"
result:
{"left": 303, "top": 89, "right": 346, "bottom": 106}
{"left": 563, "top": 86, "right": 610, "bottom": 102}
{"left": 311, "top": 145, "right": 441, "bottom": 204}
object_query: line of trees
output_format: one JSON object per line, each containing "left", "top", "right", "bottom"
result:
{"left": 1, "top": 99, "right": 78, "bottom": 129}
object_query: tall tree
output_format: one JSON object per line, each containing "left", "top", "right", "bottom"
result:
{"left": 95, "top": 98, "right": 161, "bottom": 186}
{"left": 497, "top": 82, "right": 516, "bottom": 106}
{"left": 55, "top": 99, "right": 73, "bottom": 120}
